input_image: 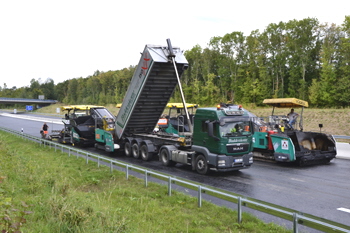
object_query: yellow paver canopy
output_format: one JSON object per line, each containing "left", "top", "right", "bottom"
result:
{"left": 61, "top": 105, "right": 105, "bottom": 111}
{"left": 263, "top": 98, "right": 308, "bottom": 108}
{"left": 166, "top": 103, "right": 199, "bottom": 109}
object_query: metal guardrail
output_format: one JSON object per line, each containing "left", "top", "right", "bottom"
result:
{"left": 334, "top": 135, "right": 350, "bottom": 140}
{"left": 0, "top": 97, "right": 58, "bottom": 104}
{"left": 0, "top": 126, "right": 349, "bottom": 233}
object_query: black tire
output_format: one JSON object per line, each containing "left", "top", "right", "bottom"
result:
{"left": 324, "top": 158, "right": 331, "bottom": 164}
{"left": 298, "top": 158, "right": 307, "bottom": 166}
{"left": 160, "top": 148, "right": 176, "bottom": 166}
{"left": 140, "top": 144, "right": 153, "bottom": 161}
{"left": 195, "top": 154, "right": 209, "bottom": 175}
{"left": 124, "top": 141, "right": 132, "bottom": 157}
{"left": 58, "top": 133, "right": 64, "bottom": 144}
{"left": 132, "top": 142, "right": 140, "bottom": 159}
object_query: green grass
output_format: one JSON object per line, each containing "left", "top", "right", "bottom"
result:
{"left": 0, "top": 131, "right": 291, "bottom": 233}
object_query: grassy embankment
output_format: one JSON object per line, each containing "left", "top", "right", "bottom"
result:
{"left": 0, "top": 131, "right": 291, "bottom": 233}
{"left": 34, "top": 103, "right": 350, "bottom": 136}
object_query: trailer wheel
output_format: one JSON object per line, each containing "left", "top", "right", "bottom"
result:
{"left": 140, "top": 144, "right": 153, "bottom": 161}
{"left": 125, "top": 141, "right": 132, "bottom": 157}
{"left": 132, "top": 142, "right": 140, "bottom": 159}
{"left": 195, "top": 154, "right": 209, "bottom": 175}
{"left": 160, "top": 148, "right": 176, "bottom": 166}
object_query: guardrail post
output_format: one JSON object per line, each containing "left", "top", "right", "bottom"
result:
{"left": 86, "top": 152, "right": 89, "bottom": 164}
{"left": 97, "top": 157, "right": 100, "bottom": 167}
{"left": 198, "top": 185, "right": 202, "bottom": 208}
{"left": 68, "top": 148, "right": 71, "bottom": 157}
{"left": 168, "top": 177, "right": 172, "bottom": 196}
{"left": 145, "top": 170, "right": 148, "bottom": 187}
{"left": 110, "top": 161, "right": 113, "bottom": 173}
{"left": 238, "top": 197, "right": 242, "bottom": 224}
{"left": 126, "top": 165, "right": 129, "bottom": 180}
{"left": 293, "top": 213, "right": 298, "bottom": 233}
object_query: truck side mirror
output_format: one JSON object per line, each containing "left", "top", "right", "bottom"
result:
{"left": 207, "top": 121, "right": 220, "bottom": 141}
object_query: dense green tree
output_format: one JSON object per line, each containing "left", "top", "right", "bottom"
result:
{"left": 240, "top": 30, "right": 267, "bottom": 104}
{"left": 40, "top": 78, "right": 56, "bottom": 100}
{"left": 219, "top": 32, "right": 246, "bottom": 102}
{"left": 114, "top": 67, "right": 135, "bottom": 103}
{"left": 86, "top": 76, "right": 101, "bottom": 104}
{"left": 55, "top": 80, "right": 69, "bottom": 102}
{"left": 64, "top": 78, "right": 79, "bottom": 104}
{"left": 183, "top": 45, "right": 204, "bottom": 103}
{"left": 310, "top": 23, "right": 341, "bottom": 106}
{"left": 285, "top": 18, "right": 320, "bottom": 100}
{"left": 336, "top": 16, "right": 350, "bottom": 106}
{"left": 262, "top": 22, "right": 288, "bottom": 97}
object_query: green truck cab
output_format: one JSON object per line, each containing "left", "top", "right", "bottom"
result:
{"left": 190, "top": 104, "right": 254, "bottom": 173}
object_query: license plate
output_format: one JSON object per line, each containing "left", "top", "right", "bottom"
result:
{"left": 234, "top": 158, "right": 243, "bottom": 163}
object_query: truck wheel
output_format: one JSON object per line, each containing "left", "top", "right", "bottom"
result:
{"left": 160, "top": 148, "right": 176, "bottom": 167}
{"left": 140, "top": 144, "right": 153, "bottom": 161}
{"left": 195, "top": 154, "right": 209, "bottom": 175}
{"left": 125, "top": 142, "right": 132, "bottom": 157}
{"left": 132, "top": 142, "right": 140, "bottom": 159}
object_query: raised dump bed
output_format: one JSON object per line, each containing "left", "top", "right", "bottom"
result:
{"left": 115, "top": 43, "right": 188, "bottom": 139}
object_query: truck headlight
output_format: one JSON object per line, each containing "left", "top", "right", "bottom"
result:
{"left": 218, "top": 160, "right": 226, "bottom": 166}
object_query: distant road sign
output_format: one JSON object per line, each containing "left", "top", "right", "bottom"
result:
{"left": 26, "top": 105, "right": 33, "bottom": 111}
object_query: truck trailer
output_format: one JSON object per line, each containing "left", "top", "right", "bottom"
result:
{"left": 93, "top": 39, "right": 255, "bottom": 174}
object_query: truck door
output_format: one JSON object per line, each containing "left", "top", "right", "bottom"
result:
{"left": 199, "top": 119, "right": 220, "bottom": 154}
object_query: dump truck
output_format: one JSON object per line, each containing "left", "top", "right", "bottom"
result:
{"left": 252, "top": 98, "right": 337, "bottom": 165}
{"left": 94, "top": 39, "right": 254, "bottom": 174}
{"left": 48, "top": 105, "right": 115, "bottom": 146}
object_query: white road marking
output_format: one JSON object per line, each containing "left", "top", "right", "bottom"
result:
{"left": 1, "top": 113, "right": 63, "bottom": 125}
{"left": 290, "top": 178, "right": 305, "bottom": 182}
{"left": 337, "top": 207, "right": 350, "bottom": 213}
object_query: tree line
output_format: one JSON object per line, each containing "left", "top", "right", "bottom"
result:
{"left": 1, "top": 16, "right": 349, "bottom": 108}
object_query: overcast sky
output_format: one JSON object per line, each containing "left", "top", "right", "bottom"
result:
{"left": 0, "top": 0, "right": 348, "bottom": 89}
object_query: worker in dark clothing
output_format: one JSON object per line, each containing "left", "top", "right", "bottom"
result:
{"left": 41, "top": 122, "right": 49, "bottom": 139}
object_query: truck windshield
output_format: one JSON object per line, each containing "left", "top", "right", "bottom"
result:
{"left": 220, "top": 121, "right": 251, "bottom": 137}
{"left": 93, "top": 108, "right": 115, "bottom": 120}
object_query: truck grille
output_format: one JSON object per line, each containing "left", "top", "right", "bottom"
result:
{"left": 226, "top": 143, "right": 249, "bottom": 153}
